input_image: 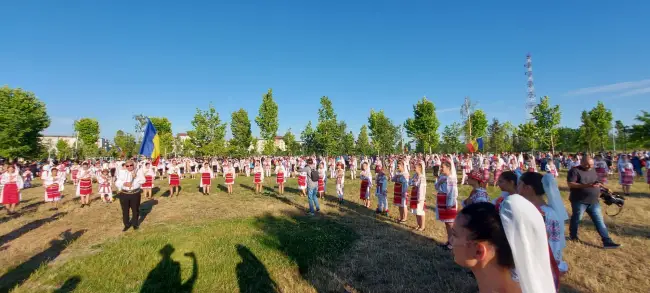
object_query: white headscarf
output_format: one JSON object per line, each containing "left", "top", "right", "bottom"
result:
{"left": 542, "top": 174, "right": 568, "bottom": 222}
{"left": 447, "top": 155, "right": 458, "bottom": 207}
{"left": 500, "top": 194, "right": 555, "bottom": 293}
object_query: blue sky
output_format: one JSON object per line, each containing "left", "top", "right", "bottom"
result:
{"left": 1, "top": 1, "right": 648, "bottom": 140}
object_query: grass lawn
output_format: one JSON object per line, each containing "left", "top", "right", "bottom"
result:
{"left": 0, "top": 171, "right": 649, "bottom": 293}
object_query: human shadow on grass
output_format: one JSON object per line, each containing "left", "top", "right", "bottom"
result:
{"left": 53, "top": 275, "right": 81, "bottom": 293}
{"left": 217, "top": 184, "right": 228, "bottom": 192}
{"left": 235, "top": 244, "right": 279, "bottom": 293}
{"left": 140, "top": 244, "right": 197, "bottom": 293}
{"left": 151, "top": 187, "right": 161, "bottom": 196}
{"left": 19, "top": 201, "right": 46, "bottom": 212}
{"left": 239, "top": 184, "right": 255, "bottom": 192}
{"left": 608, "top": 221, "right": 650, "bottom": 238}
{"left": 0, "top": 229, "right": 86, "bottom": 293}
{"left": 138, "top": 199, "right": 158, "bottom": 226}
{"left": 0, "top": 212, "right": 67, "bottom": 247}
{"left": 0, "top": 213, "right": 22, "bottom": 225}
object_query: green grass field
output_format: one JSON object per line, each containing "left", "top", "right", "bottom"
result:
{"left": 1, "top": 171, "right": 649, "bottom": 293}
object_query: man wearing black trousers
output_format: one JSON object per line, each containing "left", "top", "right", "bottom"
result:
{"left": 115, "top": 160, "right": 146, "bottom": 232}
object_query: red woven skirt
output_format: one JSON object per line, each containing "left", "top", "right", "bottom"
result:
{"left": 298, "top": 175, "right": 306, "bottom": 187}
{"left": 142, "top": 175, "right": 153, "bottom": 188}
{"left": 276, "top": 172, "right": 284, "bottom": 184}
{"left": 254, "top": 173, "right": 262, "bottom": 184}
{"left": 622, "top": 170, "right": 634, "bottom": 185}
{"left": 359, "top": 179, "right": 369, "bottom": 199}
{"left": 201, "top": 173, "right": 211, "bottom": 186}
{"left": 318, "top": 177, "right": 325, "bottom": 193}
{"left": 409, "top": 186, "right": 419, "bottom": 209}
{"left": 79, "top": 179, "right": 92, "bottom": 195}
{"left": 436, "top": 192, "right": 457, "bottom": 221}
{"left": 169, "top": 174, "right": 180, "bottom": 186}
{"left": 46, "top": 183, "right": 60, "bottom": 199}
{"left": 2, "top": 183, "right": 19, "bottom": 204}
{"left": 595, "top": 168, "right": 608, "bottom": 184}
{"left": 393, "top": 182, "right": 403, "bottom": 204}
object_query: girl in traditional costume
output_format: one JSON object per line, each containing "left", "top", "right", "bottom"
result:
{"left": 76, "top": 162, "right": 93, "bottom": 207}
{"left": 253, "top": 161, "right": 264, "bottom": 194}
{"left": 393, "top": 160, "right": 409, "bottom": 223}
{"left": 142, "top": 162, "right": 156, "bottom": 199}
{"left": 409, "top": 160, "right": 427, "bottom": 231}
{"left": 359, "top": 162, "right": 373, "bottom": 208}
{"left": 199, "top": 162, "right": 214, "bottom": 195}
{"left": 168, "top": 162, "right": 181, "bottom": 197}
{"left": 1, "top": 165, "right": 23, "bottom": 214}
{"left": 97, "top": 169, "right": 113, "bottom": 203}
{"left": 275, "top": 161, "right": 286, "bottom": 195}
{"left": 435, "top": 157, "right": 458, "bottom": 250}
{"left": 43, "top": 167, "right": 65, "bottom": 210}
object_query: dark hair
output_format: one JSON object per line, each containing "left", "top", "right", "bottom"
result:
{"left": 307, "top": 158, "right": 314, "bottom": 165}
{"left": 519, "top": 172, "right": 545, "bottom": 196}
{"left": 441, "top": 161, "right": 451, "bottom": 169}
{"left": 499, "top": 171, "right": 517, "bottom": 186}
{"left": 460, "top": 202, "right": 514, "bottom": 269}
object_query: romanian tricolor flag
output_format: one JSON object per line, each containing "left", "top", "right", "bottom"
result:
{"left": 139, "top": 119, "right": 161, "bottom": 166}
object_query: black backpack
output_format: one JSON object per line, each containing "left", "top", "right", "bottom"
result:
{"left": 310, "top": 168, "right": 320, "bottom": 182}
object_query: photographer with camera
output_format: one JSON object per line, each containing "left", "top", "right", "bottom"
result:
{"left": 567, "top": 155, "right": 621, "bottom": 249}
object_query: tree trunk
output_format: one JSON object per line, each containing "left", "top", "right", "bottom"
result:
{"left": 550, "top": 135, "right": 555, "bottom": 155}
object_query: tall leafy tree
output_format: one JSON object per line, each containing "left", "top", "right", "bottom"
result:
{"left": 74, "top": 118, "right": 100, "bottom": 158}
{"left": 486, "top": 118, "right": 510, "bottom": 153}
{"left": 149, "top": 117, "right": 174, "bottom": 156}
{"left": 468, "top": 109, "right": 488, "bottom": 142}
{"left": 404, "top": 97, "right": 440, "bottom": 153}
{"left": 368, "top": 110, "right": 400, "bottom": 155}
{"left": 441, "top": 122, "right": 463, "bottom": 153}
{"left": 531, "top": 96, "right": 561, "bottom": 153}
{"left": 342, "top": 131, "right": 356, "bottom": 155}
{"left": 0, "top": 86, "right": 51, "bottom": 159}
{"left": 55, "top": 139, "right": 72, "bottom": 160}
{"left": 614, "top": 120, "right": 626, "bottom": 150}
{"left": 133, "top": 114, "right": 148, "bottom": 143}
{"left": 588, "top": 101, "right": 613, "bottom": 151}
{"left": 517, "top": 121, "right": 539, "bottom": 151}
{"left": 356, "top": 125, "right": 372, "bottom": 155}
{"left": 556, "top": 127, "right": 581, "bottom": 152}
{"left": 629, "top": 111, "right": 650, "bottom": 148}
{"left": 578, "top": 110, "right": 598, "bottom": 152}
{"left": 502, "top": 121, "right": 515, "bottom": 152}
{"left": 230, "top": 108, "right": 253, "bottom": 157}
{"left": 300, "top": 121, "right": 317, "bottom": 155}
{"left": 255, "top": 89, "right": 279, "bottom": 141}
{"left": 314, "top": 96, "right": 340, "bottom": 155}
{"left": 282, "top": 129, "right": 300, "bottom": 155}
{"left": 189, "top": 104, "right": 227, "bottom": 156}
{"left": 113, "top": 130, "right": 137, "bottom": 158}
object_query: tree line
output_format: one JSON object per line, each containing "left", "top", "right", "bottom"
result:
{"left": 1, "top": 85, "right": 649, "bottom": 161}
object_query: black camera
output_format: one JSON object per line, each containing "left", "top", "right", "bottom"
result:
{"left": 600, "top": 188, "right": 625, "bottom": 216}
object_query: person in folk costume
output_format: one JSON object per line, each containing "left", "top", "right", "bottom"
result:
{"left": 357, "top": 161, "right": 372, "bottom": 208}
{"left": 435, "top": 156, "right": 458, "bottom": 250}
{"left": 43, "top": 167, "right": 65, "bottom": 210}
{"left": 317, "top": 161, "right": 327, "bottom": 198}
{"left": 374, "top": 166, "right": 388, "bottom": 215}
{"left": 93, "top": 161, "right": 102, "bottom": 182}
{"left": 1, "top": 165, "right": 24, "bottom": 214}
{"left": 275, "top": 161, "right": 286, "bottom": 195}
{"left": 76, "top": 162, "right": 93, "bottom": 207}
{"left": 335, "top": 162, "right": 345, "bottom": 204}
{"left": 618, "top": 154, "right": 635, "bottom": 195}
{"left": 70, "top": 162, "right": 80, "bottom": 186}
{"left": 481, "top": 156, "right": 491, "bottom": 184}
{"left": 264, "top": 159, "right": 272, "bottom": 178}
{"left": 494, "top": 171, "right": 518, "bottom": 210}
{"left": 527, "top": 155, "right": 537, "bottom": 173}
{"left": 253, "top": 160, "right": 264, "bottom": 194}
{"left": 518, "top": 172, "right": 569, "bottom": 280}
{"left": 350, "top": 156, "right": 357, "bottom": 180}
{"left": 297, "top": 164, "right": 307, "bottom": 197}
{"left": 244, "top": 158, "right": 250, "bottom": 177}
{"left": 461, "top": 156, "right": 472, "bottom": 185}
{"left": 451, "top": 199, "right": 557, "bottom": 293}
{"left": 409, "top": 160, "right": 427, "bottom": 231}
{"left": 392, "top": 159, "right": 410, "bottom": 223}
{"left": 223, "top": 162, "right": 236, "bottom": 194}
{"left": 142, "top": 162, "right": 156, "bottom": 199}
{"left": 109, "top": 160, "right": 117, "bottom": 180}
{"left": 199, "top": 162, "right": 214, "bottom": 195}
{"left": 432, "top": 155, "right": 441, "bottom": 177}
{"left": 187, "top": 159, "right": 195, "bottom": 179}
{"left": 594, "top": 155, "right": 609, "bottom": 184}
{"left": 97, "top": 169, "right": 114, "bottom": 203}
{"left": 168, "top": 161, "right": 182, "bottom": 197}
{"left": 545, "top": 157, "right": 559, "bottom": 178}
{"left": 493, "top": 155, "right": 505, "bottom": 187}
{"left": 646, "top": 155, "right": 650, "bottom": 190}
{"left": 463, "top": 170, "right": 490, "bottom": 208}
{"left": 22, "top": 168, "right": 33, "bottom": 189}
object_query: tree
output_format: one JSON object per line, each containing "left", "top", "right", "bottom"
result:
{"left": 368, "top": 110, "right": 400, "bottom": 155}
{"left": 113, "top": 130, "right": 137, "bottom": 158}
{"left": 255, "top": 89, "right": 279, "bottom": 141}
{"left": 342, "top": 131, "right": 356, "bottom": 155}
{"left": 556, "top": 127, "right": 581, "bottom": 152}
{"left": 502, "top": 121, "right": 515, "bottom": 152}
{"left": 55, "top": 139, "right": 72, "bottom": 160}
{"left": 356, "top": 125, "right": 372, "bottom": 155}
{"left": 181, "top": 136, "right": 197, "bottom": 157}
{"left": 0, "top": 86, "right": 51, "bottom": 159}
{"left": 283, "top": 129, "right": 300, "bottom": 155}
{"left": 517, "top": 121, "right": 539, "bottom": 151}
{"left": 531, "top": 96, "right": 561, "bottom": 153}
{"left": 230, "top": 109, "right": 253, "bottom": 157}
{"left": 263, "top": 139, "right": 277, "bottom": 155}
{"left": 149, "top": 117, "right": 174, "bottom": 155}
{"left": 300, "top": 121, "right": 317, "bottom": 155}
{"left": 578, "top": 110, "right": 598, "bottom": 152}
{"left": 440, "top": 122, "right": 464, "bottom": 153}
{"left": 467, "top": 109, "right": 488, "bottom": 142}
{"left": 314, "top": 96, "right": 341, "bottom": 155}
{"left": 587, "top": 101, "right": 613, "bottom": 151}
{"left": 74, "top": 118, "right": 100, "bottom": 146}
{"left": 460, "top": 96, "right": 477, "bottom": 143}
{"left": 486, "top": 119, "right": 510, "bottom": 153}
{"left": 404, "top": 97, "right": 440, "bottom": 153}
{"left": 629, "top": 111, "right": 650, "bottom": 148}
{"left": 189, "top": 104, "right": 227, "bottom": 156}
{"left": 614, "top": 120, "right": 627, "bottom": 150}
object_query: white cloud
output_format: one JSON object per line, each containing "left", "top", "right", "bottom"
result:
{"left": 565, "top": 79, "right": 650, "bottom": 96}
{"left": 436, "top": 107, "right": 461, "bottom": 113}
{"left": 617, "top": 87, "right": 650, "bottom": 97}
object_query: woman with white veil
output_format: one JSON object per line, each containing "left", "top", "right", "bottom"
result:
{"left": 435, "top": 154, "right": 458, "bottom": 250}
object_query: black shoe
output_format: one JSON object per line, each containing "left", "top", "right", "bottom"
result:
{"left": 122, "top": 226, "right": 131, "bottom": 232}
{"left": 80, "top": 204, "right": 85, "bottom": 208}
{"left": 603, "top": 241, "right": 621, "bottom": 249}
{"left": 133, "top": 226, "right": 139, "bottom": 230}
{"left": 316, "top": 209, "right": 320, "bottom": 213}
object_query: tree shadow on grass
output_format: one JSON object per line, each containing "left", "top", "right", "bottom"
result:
{"left": 608, "top": 221, "right": 650, "bottom": 238}
{"left": 19, "top": 201, "right": 46, "bottom": 212}
{"left": 53, "top": 275, "right": 81, "bottom": 293}
{"left": 284, "top": 186, "right": 302, "bottom": 194}
{"left": 0, "top": 212, "right": 67, "bottom": 247}
{"left": 0, "top": 213, "right": 22, "bottom": 225}
{"left": 0, "top": 229, "right": 86, "bottom": 293}
{"left": 236, "top": 244, "right": 279, "bottom": 293}
{"left": 139, "top": 199, "right": 158, "bottom": 226}
{"left": 140, "top": 244, "right": 197, "bottom": 293}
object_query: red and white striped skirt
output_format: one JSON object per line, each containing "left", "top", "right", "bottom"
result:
{"left": 225, "top": 174, "right": 234, "bottom": 185}
{"left": 494, "top": 169, "right": 502, "bottom": 183}
{"left": 2, "top": 183, "right": 20, "bottom": 204}
{"left": 45, "top": 184, "right": 60, "bottom": 201}
{"left": 595, "top": 168, "right": 608, "bottom": 184}
{"left": 436, "top": 192, "right": 457, "bottom": 222}
{"left": 276, "top": 172, "right": 284, "bottom": 184}
{"left": 393, "top": 182, "right": 403, "bottom": 205}
{"left": 201, "top": 173, "right": 211, "bottom": 186}
{"left": 98, "top": 183, "right": 112, "bottom": 195}
{"left": 79, "top": 179, "right": 92, "bottom": 195}
{"left": 621, "top": 169, "right": 634, "bottom": 185}
{"left": 409, "top": 186, "right": 419, "bottom": 209}
{"left": 482, "top": 168, "right": 490, "bottom": 182}
{"left": 169, "top": 174, "right": 180, "bottom": 186}
{"left": 318, "top": 177, "right": 325, "bottom": 193}
{"left": 254, "top": 173, "right": 262, "bottom": 184}
{"left": 142, "top": 176, "right": 153, "bottom": 189}
{"left": 298, "top": 175, "right": 306, "bottom": 188}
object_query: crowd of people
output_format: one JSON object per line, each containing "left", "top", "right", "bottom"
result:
{"left": 1, "top": 150, "right": 649, "bottom": 292}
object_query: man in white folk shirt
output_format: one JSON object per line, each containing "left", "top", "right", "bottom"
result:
{"left": 115, "top": 160, "right": 146, "bottom": 232}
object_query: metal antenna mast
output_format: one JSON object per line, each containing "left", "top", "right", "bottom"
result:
{"left": 525, "top": 53, "right": 536, "bottom": 120}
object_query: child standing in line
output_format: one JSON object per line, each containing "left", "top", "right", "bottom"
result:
{"left": 359, "top": 162, "right": 373, "bottom": 208}
{"left": 375, "top": 166, "right": 388, "bottom": 215}
{"left": 336, "top": 163, "right": 345, "bottom": 203}
{"left": 98, "top": 169, "right": 113, "bottom": 203}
